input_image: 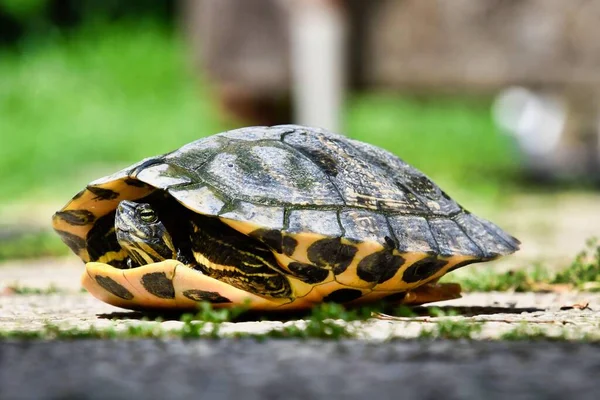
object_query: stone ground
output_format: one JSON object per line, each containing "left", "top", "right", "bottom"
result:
{"left": 1, "top": 260, "right": 599, "bottom": 400}
{"left": 1, "top": 257, "right": 599, "bottom": 340}
{"left": 2, "top": 340, "right": 600, "bottom": 400}
{"left": 0, "top": 192, "right": 599, "bottom": 399}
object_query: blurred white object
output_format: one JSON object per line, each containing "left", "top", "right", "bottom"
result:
{"left": 493, "top": 86, "right": 600, "bottom": 182}
{"left": 288, "top": 0, "right": 347, "bottom": 132}
{"left": 493, "top": 86, "right": 566, "bottom": 157}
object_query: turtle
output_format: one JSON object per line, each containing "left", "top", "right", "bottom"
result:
{"left": 52, "top": 125, "right": 520, "bottom": 311}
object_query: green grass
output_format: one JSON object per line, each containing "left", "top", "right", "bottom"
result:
{"left": 0, "top": 20, "right": 517, "bottom": 206}
{"left": 0, "top": 21, "right": 226, "bottom": 203}
{"left": 0, "top": 302, "right": 377, "bottom": 340}
{"left": 0, "top": 230, "right": 69, "bottom": 261}
{"left": 5, "top": 283, "right": 63, "bottom": 295}
{"left": 347, "top": 94, "right": 519, "bottom": 199}
{"left": 417, "top": 308, "right": 483, "bottom": 340}
{"left": 443, "top": 237, "right": 600, "bottom": 292}
{"left": 500, "top": 323, "right": 600, "bottom": 342}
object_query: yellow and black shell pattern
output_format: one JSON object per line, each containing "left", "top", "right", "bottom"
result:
{"left": 52, "top": 125, "right": 520, "bottom": 311}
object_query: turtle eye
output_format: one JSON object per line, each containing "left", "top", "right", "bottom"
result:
{"left": 139, "top": 208, "right": 157, "bottom": 223}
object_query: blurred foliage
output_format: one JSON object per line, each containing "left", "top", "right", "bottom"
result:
{"left": 0, "top": 21, "right": 226, "bottom": 202}
{"left": 0, "top": 13, "right": 518, "bottom": 204}
{"left": 0, "top": 0, "right": 174, "bottom": 44}
{"left": 444, "top": 237, "right": 600, "bottom": 292}
{"left": 0, "top": 230, "right": 69, "bottom": 260}
{"left": 346, "top": 94, "right": 520, "bottom": 198}
{"left": 553, "top": 237, "right": 600, "bottom": 290}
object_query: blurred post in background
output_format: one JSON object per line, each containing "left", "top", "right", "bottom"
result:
{"left": 184, "top": 0, "right": 347, "bottom": 133}
{"left": 287, "top": 0, "right": 347, "bottom": 132}
{"left": 184, "top": 0, "right": 600, "bottom": 183}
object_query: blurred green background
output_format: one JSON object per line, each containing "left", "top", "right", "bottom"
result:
{"left": 0, "top": 0, "right": 518, "bottom": 205}
{"left": 0, "top": 0, "right": 597, "bottom": 268}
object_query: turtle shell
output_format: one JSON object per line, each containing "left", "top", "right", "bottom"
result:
{"left": 53, "top": 125, "right": 519, "bottom": 310}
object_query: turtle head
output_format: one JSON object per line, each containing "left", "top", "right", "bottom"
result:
{"left": 115, "top": 200, "right": 177, "bottom": 267}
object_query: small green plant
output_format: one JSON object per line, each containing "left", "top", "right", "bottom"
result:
{"left": 7, "top": 284, "right": 64, "bottom": 295}
{"left": 444, "top": 263, "right": 551, "bottom": 293}
{"left": 417, "top": 308, "right": 482, "bottom": 340}
{"left": 500, "top": 323, "right": 599, "bottom": 342}
{"left": 0, "top": 231, "right": 69, "bottom": 261}
{"left": 179, "top": 302, "right": 248, "bottom": 339}
{"left": 444, "top": 237, "right": 600, "bottom": 293}
{"left": 552, "top": 237, "right": 600, "bottom": 290}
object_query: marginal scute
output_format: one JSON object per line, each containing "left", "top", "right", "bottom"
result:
{"left": 401, "top": 256, "right": 448, "bottom": 283}
{"left": 388, "top": 215, "right": 438, "bottom": 254}
{"left": 169, "top": 183, "right": 225, "bottom": 215}
{"left": 95, "top": 275, "right": 134, "bottom": 300}
{"left": 219, "top": 202, "right": 284, "bottom": 230}
{"left": 427, "top": 218, "right": 484, "bottom": 258}
{"left": 286, "top": 209, "right": 342, "bottom": 237}
{"left": 54, "top": 210, "right": 96, "bottom": 226}
{"left": 307, "top": 238, "right": 358, "bottom": 275}
{"left": 453, "top": 213, "right": 514, "bottom": 257}
{"left": 323, "top": 288, "right": 363, "bottom": 303}
{"left": 288, "top": 262, "right": 329, "bottom": 284}
{"left": 357, "top": 250, "right": 405, "bottom": 284}
{"left": 339, "top": 209, "right": 391, "bottom": 245}
{"left": 473, "top": 214, "right": 521, "bottom": 251}
{"left": 136, "top": 163, "right": 192, "bottom": 189}
{"left": 140, "top": 272, "right": 175, "bottom": 299}
{"left": 182, "top": 289, "right": 232, "bottom": 304}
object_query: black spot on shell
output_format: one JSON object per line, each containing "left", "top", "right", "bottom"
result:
{"left": 182, "top": 289, "right": 232, "bottom": 304}
{"left": 288, "top": 262, "right": 329, "bottom": 284}
{"left": 357, "top": 250, "right": 405, "bottom": 284}
{"left": 307, "top": 238, "right": 357, "bottom": 275}
{"left": 323, "top": 288, "right": 363, "bottom": 303}
{"left": 87, "top": 186, "right": 119, "bottom": 201}
{"left": 124, "top": 178, "right": 150, "bottom": 188}
{"left": 382, "top": 292, "right": 408, "bottom": 303}
{"left": 282, "top": 236, "right": 298, "bottom": 256}
{"left": 72, "top": 189, "right": 86, "bottom": 201}
{"left": 54, "top": 229, "right": 86, "bottom": 255}
{"left": 384, "top": 236, "right": 396, "bottom": 249}
{"left": 401, "top": 256, "right": 448, "bottom": 284}
{"left": 141, "top": 272, "right": 175, "bottom": 299}
{"left": 95, "top": 275, "right": 134, "bottom": 300}
{"left": 251, "top": 229, "right": 283, "bottom": 253}
{"left": 55, "top": 210, "right": 96, "bottom": 226}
